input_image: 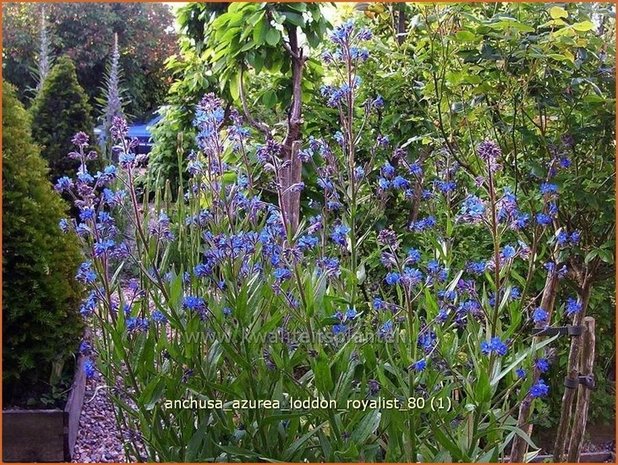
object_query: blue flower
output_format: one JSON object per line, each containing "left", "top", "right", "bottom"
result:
{"left": 548, "top": 201, "right": 558, "bottom": 216}
{"left": 540, "top": 183, "right": 558, "bottom": 195}
{"left": 565, "top": 297, "right": 582, "bottom": 316}
{"left": 372, "top": 95, "right": 384, "bottom": 109}
{"left": 330, "top": 224, "right": 350, "bottom": 247}
{"left": 407, "top": 248, "right": 421, "bottom": 263}
{"left": 529, "top": 379, "right": 549, "bottom": 398}
{"left": 378, "top": 178, "right": 391, "bottom": 190}
{"left": 93, "top": 239, "right": 115, "bottom": 257}
{"left": 533, "top": 307, "right": 549, "bottom": 325}
{"left": 317, "top": 257, "right": 341, "bottom": 278}
{"left": 570, "top": 231, "right": 581, "bottom": 245}
{"left": 297, "top": 235, "right": 318, "bottom": 251}
{"left": 79, "top": 341, "right": 91, "bottom": 355}
{"left": 54, "top": 176, "right": 73, "bottom": 193}
{"left": 377, "top": 135, "right": 389, "bottom": 147}
{"left": 556, "top": 230, "right": 569, "bottom": 246}
{"left": 84, "top": 359, "right": 96, "bottom": 379}
{"left": 317, "top": 177, "right": 334, "bottom": 192}
{"left": 516, "top": 368, "right": 526, "bottom": 379}
{"left": 354, "top": 166, "right": 365, "bottom": 180}
{"left": 345, "top": 307, "right": 358, "bottom": 320}
{"left": 385, "top": 271, "right": 401, "bottom": 286}
{"left": 501, "top": 245, "right": 517, "bottom": 260}
{"left": 481, "top": 337, "right": 508, "bottom": 356}
{"left": 152, "top": 310, "right": 168, "bottom": 324}
{"left": 435, "top": 180, "right": 457, "bottom": 194}
{"left": 409, "top": 216, "right": 436, "bottom": 232}
{"left": 373, "top": 297, "right": 386, "bottom": 310}
{"left": 467, "top": 260, "right": 486, "bottom": 275}
{"left": 76, "top": 262, "right": 96, "bottom": 284}
{"left": 412, "top": 359, "right": 426, "bottom": 371}
{"left": 409, "top": 162, "right": 423, "bottom": 177}
{"left": 536, "top": 213, "right": 552, "bottom": 226}
{"left": 59, "top": 218, "right": 70, "bottom": 233}
{"left": 379, "top": 320, "right": 393, "bottom": 338}
{"left": 119, "top": 152, "right": 136, "bottom": 169}
{"left": 514, "top": 212, "right": 530, "bottom": 230}
{"left": 535, "top": 358, "right": 550, "bottom": 373}
{"left": 332, "top": 323, "right": 348, "bottom": 335}
{"left": 559, "top": 156, "right": 571, "bottom": 168}
{"left": 79, "top": 291, "right": 98, "bottom": 317}
{"left": 477, "top": 140, "right": 501, "bottom": 172}
{"left": 381, "top": 162, "right": 395, "bottom": 179}
{"left": 402, "top": 267, "right": 423, "bottom": 287}
{"left": 273, "top": 267, "right": 292, "bottom": 282}
{"left": 458, "top": 195, "right": 486, "bottom": 223}
{"left": 77, "top": 171, "right": 94, "bottom": 185}
{"left": 79, "top": 207, "right": 96, "bottom": 222}
{"left": 418, "top": 331, "right": 437, "bottom": 352}
{"left": 126, "top": 317, "right": 149, "bottom": 332}
{"left": 183, "top": 296, "right": 207, "bottom": 314}
{"left": 393, "top": 176, "right": 410, "bottom": 190}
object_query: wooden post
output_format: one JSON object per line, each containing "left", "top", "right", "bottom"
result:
{"left": 553, "top": 283, "right": 592, "bottom": 461}
{"left": 510, "top": 270, "right": 559, "bottom": 462}
{"left": 566, "top": 317, "right": 596, "bottom": 462}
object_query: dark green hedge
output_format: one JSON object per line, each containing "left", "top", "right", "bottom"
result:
{"left": 2, "top": 82, "right": 84, "bottom": 405}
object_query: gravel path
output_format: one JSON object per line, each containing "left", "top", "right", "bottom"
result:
{"left": 72, "top": 377, "right": 127, "bottom": 463}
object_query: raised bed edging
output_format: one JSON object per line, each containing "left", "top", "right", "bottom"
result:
{"left": 502, "top": 451, "right": 615, "bottom": 463}
{"left": 3, "top": 355, "right": 86, "bottom": 462}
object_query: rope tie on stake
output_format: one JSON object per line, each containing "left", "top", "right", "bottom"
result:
{"left": 531, "top": 325, "right": 584, "bottom": 337}
{"left": 564, "top": 374, "right": 596, "bottom": 390}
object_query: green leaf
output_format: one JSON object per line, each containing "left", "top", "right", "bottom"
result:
{"left": 253, "top": 17, "right": 267, "bottom": 45}
{"left": 314, "top": 352, "right": 334, "bottom": 393}
{"left": 261, "top": 90, "right": 277, "bottom": 108}
{"left": 549, "top": 6, "right": 568, "bottom": 20}
{"left": 454, "top": 30, "right": 476, "bottom": 42}
{"left": 351, "top": 409, "right": 381, "bottom": 443}
{"left": 140, "top": 377, "right": 165, "bottom": 411}
{"left": 265, "top": 28, "right": 281, "bottom": 46}
{"left": 283, "top": 421, "right": 327, "bottom": 460}
{"left": 572, "top": 20, "right": 594, "bottom": 32}
{"left": 583, "top": 94, "right": 606, "bottom": 103}
{"left": 491, "top": 334, "right": 559, "bottom": 387}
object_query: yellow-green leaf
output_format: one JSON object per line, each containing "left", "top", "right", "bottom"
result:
{"left": 549, "top": 6, "right": 568, "bottom": 20}
{"left": 572, "top": 20, "right": 594, "bottom": 32}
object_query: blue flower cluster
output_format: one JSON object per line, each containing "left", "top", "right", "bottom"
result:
{"left": 480, "top": 337, "right": 508, "bottom": 356}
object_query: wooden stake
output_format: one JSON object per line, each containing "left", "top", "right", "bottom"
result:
{"left": 566, "top": 317, "right": 596, "bottom": 462}
{"left": 553, "top": 283, "right": 592, "bottom": 462}
{"left": 510, "top": 271, "right": 559, "bottom": 462}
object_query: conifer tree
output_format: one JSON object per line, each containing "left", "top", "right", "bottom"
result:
{"left": 2, "top": 82, "right": 84, "bottom": 404}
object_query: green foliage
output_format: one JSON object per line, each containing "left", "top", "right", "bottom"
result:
{"left": 358, "top": 2, "right": 616, "bottom": 427}
{"left": 30, "top": 56, "right": 97, "bottom": 181}
{"left": 147, "top": 2, "right": 331, "bottom": 192}
{"left": 2, "top": 2, "right": 177, "bottom": 120}
{"left": 2, "top": 82, "right": 84, "bottom": 405}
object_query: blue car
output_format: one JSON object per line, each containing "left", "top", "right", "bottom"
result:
{"left": 95, "top": 115, "right": 162, "bottom": 155}
{"left": 127, "top": 115, "right": 162, "bottom": 154}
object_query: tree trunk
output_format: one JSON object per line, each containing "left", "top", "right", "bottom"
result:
{"left": 280, "top": 25, "right": 304, "bottom": 233}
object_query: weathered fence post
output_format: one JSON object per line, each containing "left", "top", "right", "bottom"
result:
{"left": 566, "top": 317, "right": 596, "bottom": 462}
{"left": 552, "top": 282, "right": 592, "bottom": 462}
